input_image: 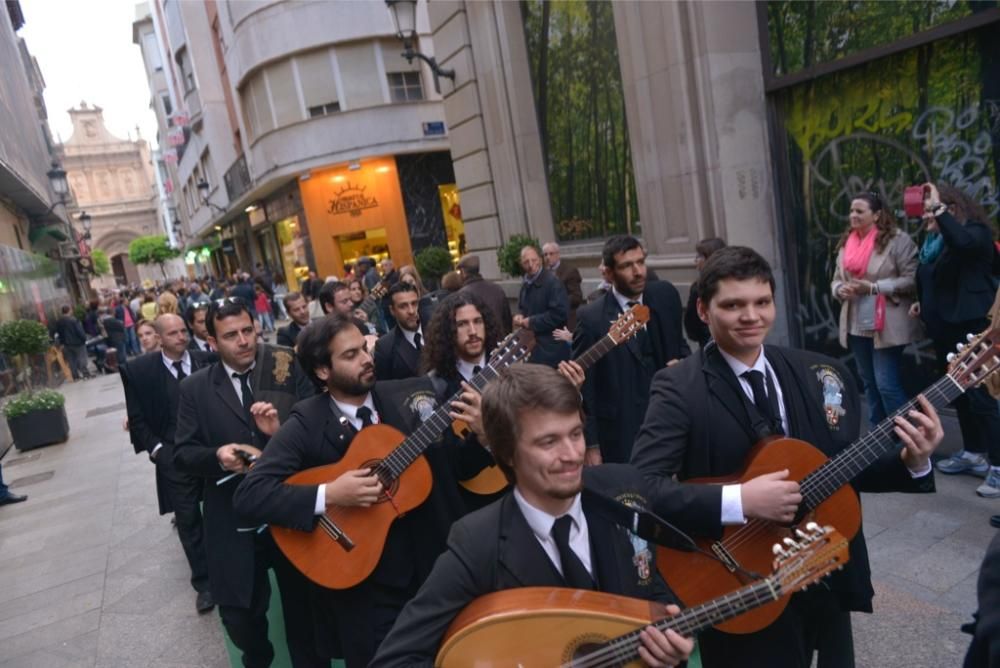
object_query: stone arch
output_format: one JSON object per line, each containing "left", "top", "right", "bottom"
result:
{"left": 93, "top": 229, "right": 141, "bottom": 258}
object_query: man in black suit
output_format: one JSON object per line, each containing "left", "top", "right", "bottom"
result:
{"left": 373, "top": 282, "right": 423, "bottom": 381}
{"left": 173, "top": 298, "right": 317, "bottom": 668}
{"left": 630, "top": 246, "right": 944, "bottom": 668}
{"left": 543, "top": 241, "right": 583, "bottom": 329}
{"left": 122, "top": 314, "right": 215, "bottom": 613}
{"left": 54, "top": 305, "right": 91, "bottom": 380}
{"left": 372, "top": 364, "right": 693, "bottom": 666}
{"left": 276, "top": 291, "right": 310, "bottom": 348}
{"left": 574, "top": 235, "right": 690, "bottom": 465}
{"left": 233, "top": 314, "right": 490, "bottom": 667}
{"left": 964, "top": 530, "right": 1000, "bottom": 667}
{"left": 185, "top": 301, "right": 212, "bottom": 353}
{"left": 514, "top": 245, "right": 569, "bottom": 367}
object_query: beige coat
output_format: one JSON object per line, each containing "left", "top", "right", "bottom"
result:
{"left": 831, "top": 229, "right": 924, "bottom": 349}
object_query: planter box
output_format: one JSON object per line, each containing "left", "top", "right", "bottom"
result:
{"left": 7, "top": 406, "right": 69, "bottom": 451}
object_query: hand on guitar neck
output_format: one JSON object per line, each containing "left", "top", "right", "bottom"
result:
{"left": 636, "top": 613, "right": 693, "bottom": 668}
{"left": 448, "top": 381, "right": 486, "bottom": 442}
{"left": 893, "top": 393, "right": 943, "bottom": 472}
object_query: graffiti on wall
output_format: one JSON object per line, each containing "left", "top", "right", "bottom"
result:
{"left": 775, "top": 26, "right": 999, "bottom": 387}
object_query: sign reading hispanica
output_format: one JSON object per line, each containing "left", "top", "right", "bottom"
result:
{"left": 328, "top": 182, "right": 379, "bottom": 217}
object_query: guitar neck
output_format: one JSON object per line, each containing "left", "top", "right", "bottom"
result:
{"left": 581, "top": 580, "right": 778, "bottom": 666}
{"left": 799, "top": 374, "right": 963, "bottom": 512}
{"left": 575, "top": 333, "right": 623, "bottom": 372}
{"left": 378, "top": 365, "right": 501, "bottom": 479}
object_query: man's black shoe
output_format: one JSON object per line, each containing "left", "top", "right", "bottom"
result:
{"left": 991, "top": 514, "right": 1000, "bottom": 529}
{"left": 196, "top": 591, "right": 215, "bottom": 613}
{"left": 0, "top": 493, "right": 27, "bottom": 506}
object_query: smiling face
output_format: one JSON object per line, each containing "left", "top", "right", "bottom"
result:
{"left": 510, "top": 409, "right": 585, "bottom": 515}
{"left": 698, "top": 277, "right": 775, "bottom": 366}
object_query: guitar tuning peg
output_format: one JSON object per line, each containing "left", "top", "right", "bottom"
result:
{"left": 782, "top": 537, "right": 798, "bottom": 550}
{"left": 805, "top": 521, "right": 820, "bottom": 532}
{"left": 967, "top": 333, "right": 976, "bottom": 342}
{"left": 956, "top": 342, "right": 965, "bottom": 352}
{"left": 947, "top": 353, "right": 956, "bottom": 363}
{"left": 772, "top": 543, "right": 784, "bottom": 556}
{"left": 794, "top": 529, "right": 808, "bottom": 540}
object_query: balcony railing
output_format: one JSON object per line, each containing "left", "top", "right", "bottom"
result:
{"left": 224, "top": 153, "right": 252, "bottom": 202}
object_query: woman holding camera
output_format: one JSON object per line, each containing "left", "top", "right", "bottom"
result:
{"left": 910, "top": 183, "right": 1000, "bottom": 498}
{"left": 832, "top": 191, "right": 922, "bottom": 425}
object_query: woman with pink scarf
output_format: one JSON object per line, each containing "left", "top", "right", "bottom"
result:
{"left": 831, "top": 192, "right": 922, "bottom": 425}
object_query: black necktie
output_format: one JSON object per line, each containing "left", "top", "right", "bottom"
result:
{"left": 234, "top": 371, "right": 253, "bottom": 410}
{"left": 356, "top": 406, "right": 375, "bottom": 429}
{"left": 413, "top": 332, "right": 422, "bottom": 351}
{"left": 741, "top": 370, "right": 783, "bottom": 435}
{"left": 551, "top": 515, "right": 595, "bottom": 590}
{"left": 472, "top": 365, "right": 482, "bottom": 377}
{"left": 172, "top": 361, "right": 187, "bottom": 381}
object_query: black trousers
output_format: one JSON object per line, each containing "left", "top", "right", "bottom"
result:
{"left": 218, "top": 535, "right": 274, "bottom": 668}
{"left": 932, "top": 318, "right": 1000, "bottom": 465}
{"left": 156, "top": 451, "right": 209, "bottom": 593}
{"left": 699, "top": 587, "right": 854, "bottom": 668}
{"left": 315, "top": 580, "right": 414, "bottom": 668}
{"left": 270, "top": 545, "right": 330, "bottom": 668}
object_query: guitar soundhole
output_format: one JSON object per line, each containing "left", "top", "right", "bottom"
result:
{"left": 566, "top": 635, "right": 609, "bottom": 666}
{"left": 360, "top": 458, "right": 400, "bottom": 502}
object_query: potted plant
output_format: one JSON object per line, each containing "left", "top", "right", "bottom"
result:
{"left": 0, "top": 319, "right": 69, "bottom": 450}
{"left": 414, "top": 246, "right": 453, "bottom": 291}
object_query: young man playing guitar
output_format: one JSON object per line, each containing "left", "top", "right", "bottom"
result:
{"left": 630, "top": 246, "right": 944, "bottom": 667}
{"left": 372, "top": 364, "right": 694, "bottom": 667}
{"left": 232, "top": 314, "right": 492, "bottom": 667}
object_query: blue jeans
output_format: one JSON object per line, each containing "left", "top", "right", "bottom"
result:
{"left": 848, "top": 335, "right": 908, "bottom": 425}
{"left": 124, "top": 326, "right": 140, "bottom": 356}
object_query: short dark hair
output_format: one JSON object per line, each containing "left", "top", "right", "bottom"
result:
{"left": 184, "top": 300, "right": 209, "bottom": 326}
{"left": 61, "top": 305, "right": 71, "bottom": 315}
{"left": 318, "top": 281, "right": 349, "bottom": 311}
{"left": 283, "top": 291, "right": 305, "bottom": 310}
{"left": 697, "top": 246, "right": 776, "bottom": 306}
{"left": 388, "top": 281, "right": 419, "bottom": 304}
{"left": 602, "top": 235, "right": 644, "bottom": 270}
{"left": 695, "top": 237, "right": 727, "bottom": 260}
{"left": 296, "top": 313, "right": 367, "bottom": 387}
{"left": 481, "top": 364, "right": 583, "bottom": 484}
{"left": 205, "top": 297, "right": 253, "bottom": 338}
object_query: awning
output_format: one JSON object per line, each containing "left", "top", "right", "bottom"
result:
{"left": 28, "top": 225, "right": 69, "bottom": 244}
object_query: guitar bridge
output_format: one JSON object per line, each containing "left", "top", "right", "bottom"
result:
{"left": 319, "top": 516, "right": 355, "bottom": 551}
{"left": 711, "top": 541, "right": 740, "bottom": 573}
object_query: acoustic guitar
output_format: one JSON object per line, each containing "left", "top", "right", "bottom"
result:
{"left": 458, "top": 304, "right": 652, "bottom": 495}
{"left": 656, "top": 322, "right": 1000, "bottom": 634}
{"left": 270, "top": 330, "right": 535, "bottom": 590}
{"left": 436, "top": 523, "right": 847, "bottom": 667}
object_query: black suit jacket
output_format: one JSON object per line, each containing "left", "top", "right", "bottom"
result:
{"left": 917, "top": 211, "right": 998, "bottom": 329}
{"left": 187, "top": 337, "right": 212, "bottom": 353}
{"left": 964, "top": 530, "right": 1000, "bottom": 668}
{"left": 373, "top": 327, "right": 421, "bottom": 381}
{"left": 574, "top": 282, "right": 690, "bottom": 463}
{"left": 276, "top": 321, "right": 304, "bottom": 348}
{"left": 122, "top": 350, "right": 215, "bottom": 513}
{"left": 630, "top": 343, "right": 935, "bottom": 614}
{"left": 372, "top": 464, "right": 673, "bottom": 666}
{"left": 172, "top": 348, "right": 314, "bottom": 607}
{"left": 518, "top": 268, "right": 570, "bottom": 366}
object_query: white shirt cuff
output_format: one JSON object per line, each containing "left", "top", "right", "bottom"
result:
{"left": 314, "top": 484, "right": 326, "bottom": 515}
{"left": 721, "top": 484, "right": 747, "bottom": 525}
{"left": 151, "top": 443, "right": 163, "bottom": 457}
{"left": 906, "top": 461, "right": 933, "bottom": 478}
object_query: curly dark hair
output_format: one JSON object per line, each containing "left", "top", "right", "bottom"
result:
{"left": 939, "top": 183, "right": 993, "bottom": 234}
{"left": 836, "top": 192, "right": 898, "bottom": 254}
{"left": 420, "top": 291, "right": 500, "bottom": 382}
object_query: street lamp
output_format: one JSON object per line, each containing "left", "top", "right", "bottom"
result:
{"left": 78, "top": 211, "right": 92, "bottom": 240}
{"left": 385, "top": 0, "right": 454, "bottom": 91}
{"left": 47, "top": 162, "right": 69, "bottom": 201}
{"left": 196, "top": 178, "right": 227, "bottom": 214}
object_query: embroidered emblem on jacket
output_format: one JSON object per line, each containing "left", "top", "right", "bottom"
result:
{"left": 405, "top": 391, "right": 437, "bottom": 422}
{"left": 813, "top": 364, "right": 845, "bottom": 429}
{"left": 272, "top": 349, "right": 293, "bottom": 385}
{"left": 616, "top": 491, "right": 654, "bottom": 585}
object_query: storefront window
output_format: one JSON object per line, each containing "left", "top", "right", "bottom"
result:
{"left": 438, "top": 184, "right": 465, "bottom": 265}
{"left": 335, "top": 228, "right": 389, "bottom": 273}
{"left": 0, "top": 245, "right": 68, "bottom": 324}
{"left": 521, "top": 0, "right": 640, "bottom": 241}
{"left": 274, "top": 216, "right": 310, "bottom": 291}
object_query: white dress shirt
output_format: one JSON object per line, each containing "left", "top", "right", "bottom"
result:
{"left": 513, "top": 488, "right": 593, "bottom": 578}
{"left": 314, "top": 394, "right": 381, "bottom": 514}
{"left": 401, "top": 326, "right": 424, "bottom": 349}
{"left": 221, "top": 360, "right": 256, "bottom": 406}
{"left": 611, "top": 285, "right": 643, "bottom": 313}
{"left": 456, "top": 356, "right": 485, "bottom": 382}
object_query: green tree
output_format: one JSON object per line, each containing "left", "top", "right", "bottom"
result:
{"left": 128, "top": 235, "right": 180, "bottom": 278}
{"left": 91, "top": 249, "right": 110, "bottom": 276}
